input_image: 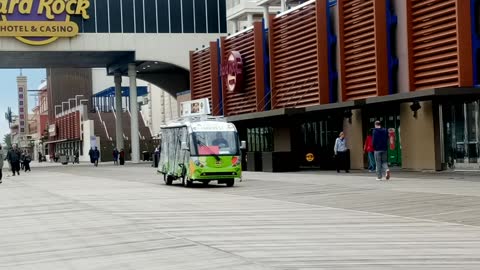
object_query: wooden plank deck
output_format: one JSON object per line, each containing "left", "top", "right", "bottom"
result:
{"left": 0, "top": 166, "right": 479, "bottom": 269}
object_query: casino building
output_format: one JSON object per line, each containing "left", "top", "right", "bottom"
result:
{"left": 0, "top": 0, "right": 227, "bottom": 163}
{"left": 189, "top": 0, "right": 480, "bottom": 171}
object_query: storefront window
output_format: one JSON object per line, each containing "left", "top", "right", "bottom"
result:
{"left": 443, "top": 101, "right": 480, "bottom": 167}
{"left": 247, "top": 127, "right": 273, "bottom": 152}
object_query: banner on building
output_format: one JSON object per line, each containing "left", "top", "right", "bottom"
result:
{"left": 0, "top": 0, "right": 90, "bottom": 46}
{"left": 48, "top": 124, "right": 56, "bottom": 137}
{"left": 180, "top": 98, "right": 211, "bottom": 117}
{"left": 90, "top": 136, "right": 97, "bottom": 148}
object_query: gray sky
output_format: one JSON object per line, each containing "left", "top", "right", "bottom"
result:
{"left": 0, "top": 69, "right": 47, "bottom": 141}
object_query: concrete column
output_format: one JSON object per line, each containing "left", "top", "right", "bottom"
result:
{"left": 231, "top": 19, "right": 237, "bottom": 33}
{"left": 247, "top": 14, "right": 253, "bottom": 26}
{"left": 281, "top": 0, "right": 286, "bottom": 12}
{"left": 400, "top": 101, "right": 440, "bottom": 171}
{"left": 114, "top": 73, "right": 124, "bottom": 150}
{"left": 263, "top": 5, "right": 269, "bottom": 29}
{"left": 128, "top": 64, "right": 140, "bottom": 163}
{"left": 273, "top": 127, "right": 291, "bottom": 152}
{"left": 344, "top": 109, "right": 364, "bottom": 170}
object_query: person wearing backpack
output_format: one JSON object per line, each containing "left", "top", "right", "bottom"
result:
{"left": 372, "top": 121, "right": 391, "bottom": 181}
{"left": 23, "top": 152, "right": 32, "bottom": 172}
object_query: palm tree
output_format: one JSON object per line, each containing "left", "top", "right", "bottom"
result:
{"left": 4, "top": 107, "right": 12, "bottom": 127}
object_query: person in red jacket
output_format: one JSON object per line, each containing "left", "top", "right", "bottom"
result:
{"left": 364, "top": 129, "right": 375, "bottom": 172}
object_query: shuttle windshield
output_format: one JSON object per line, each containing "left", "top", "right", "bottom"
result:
{"left": 192, "top": 131, "right": 240, "bottom": 156}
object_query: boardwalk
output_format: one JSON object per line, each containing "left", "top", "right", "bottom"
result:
{"left": 0, "top": 165, "right": 480, "bottom": 269}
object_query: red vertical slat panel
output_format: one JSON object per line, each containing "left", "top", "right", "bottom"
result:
{"left": 69, "top": 113, "right": 74, "bottom": 140}
{"left": 407, "top": 0, "right": 473, "bottom": 91}
{"left": 75, "top": 111, "right": 80, "bottom": 139}
{"left": 60, "top": 116, "right": 65, "bottom": 140}
{"left": 66, "top": 114, "right": 70, "bottom": 140}
{"left": 270, "top": 1, "right": 329, "bottom": 108}
{"left": 190, "top": 42, "right": 220, "bottom": 115}
{"left": 63, "top": 116, "right": 67, "bottom": 140}
{"left": 316, "top": 0, "right": 331, "bottom": 104}
{"left": 209, "top": 42, "right": 221, "bottom": 116}
{"left": 222, "top": 22, "right": 264, "bottom": 116}
{"left": 339, "top": 0, "right": 389, "bottom": 100}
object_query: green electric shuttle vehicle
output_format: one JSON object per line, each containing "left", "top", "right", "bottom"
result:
{"left": 158, "top": 116, "right": 244, "bottom": 187}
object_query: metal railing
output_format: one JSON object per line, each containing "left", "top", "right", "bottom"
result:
{"left": 96, "top": 106, "right": 112, "bottom": 141}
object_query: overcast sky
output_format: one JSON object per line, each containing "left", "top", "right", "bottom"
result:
{"left": 0, "top": 69, "right": 46, "bottom": 141}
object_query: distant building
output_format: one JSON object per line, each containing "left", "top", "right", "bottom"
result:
{"left": 44, "top": 68, "right": 181, "bottom": 162}
{"left": 226, "top": 0, "right": 313, "bottom": 33}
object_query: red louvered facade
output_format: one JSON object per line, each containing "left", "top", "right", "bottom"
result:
{"left": 186, "top": 0, "right": 480, "bottom": 172}
{"left": 406, "top": 0, "right": 473, "bottom": 91}
{"left": 189, "top": 42, "right": 221, "bottom": 115}
{"left": 269, "top": 0, "right": 330, "bottom": 109}
{"left": 338, "top": 0, "right": 389, "bottom": 100}
{"left": 54, "top": 111, "right": 81, "bottom": 141}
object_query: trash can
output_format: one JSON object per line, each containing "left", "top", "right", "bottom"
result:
{"left": 142, "top": 151, "right": 150, "bottom": 161}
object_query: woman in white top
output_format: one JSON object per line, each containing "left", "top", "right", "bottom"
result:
{"left": 334, "top": 132, "right": 349, "bottom": 173}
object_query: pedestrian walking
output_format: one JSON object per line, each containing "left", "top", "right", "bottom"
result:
{"left": 334, "top": 132, "right": 349, "bottom": 173}
{"left": 23, "top": 153, "right": 32, "bottom": 172}
{"left": 154, "top": 146, "right": 160, "bottom": 168}
{"left": 364, "top": 129, "right": 376, "bottom": 172}
{"left": 119, "top": 148, "right": 125, "bottom": 165}
{"left": 0, "top": 145, "right": 4, "bottom": 184}
{"left": 372, "top": 121, "right": 391, "bottom": 181}
{"left": 20, "top": 151, "right": 25, "bottom": 170}
{"left": 88, "top": 147, "right": 94, "bottom": 164}
{"left": 74, "top": 150, "right": 80, "bottom": 164}
{"left": 93, "top": 147, "right": 100, "bottom": 167}
{"left": 6, "top": 144, "right": 21, "bottom": 176}
{"left": 113, "top": 148, "right": 119, "bottom": 165}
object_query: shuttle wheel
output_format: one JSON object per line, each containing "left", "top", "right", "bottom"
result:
{"left": 225, "top": 179, "right": 235, "bottom": 187}
{"left": 183, "top": 177, "right": 192, "bottom": 187}
{"left": 164, "top": 175, "right": 173, "bottom": 185}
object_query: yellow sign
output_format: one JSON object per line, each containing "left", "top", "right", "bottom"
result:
{"left": 306, "top": 153, "right": 314, "bottom": 162}
{"left": 0, "top": 0, "right": 90, "bottom": 46}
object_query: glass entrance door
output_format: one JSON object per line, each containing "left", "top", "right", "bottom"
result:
{"left": 298, "top": 118, "right": 342, "bottom": 170}
{"left": 443, "top": 101, "right": 480, "bottom": 168}
{"left": 365, "top": 111, "right": 402, "bottom": 167}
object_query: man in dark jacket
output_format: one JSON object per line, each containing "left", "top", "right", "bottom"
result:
{"left": 23, "top": 152, "right": 32, "bottom": 172}
{"left": 6, "top": 144, "right": 21, "bottom": 176}
{"left": 372, "top": 121, "right": 391, "bottom": 181}
{"left": 93, "top": 147, "right": 100, "bottom": 167}
{"left": 88, "top": 148, "right": 94, "bottom": 164}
